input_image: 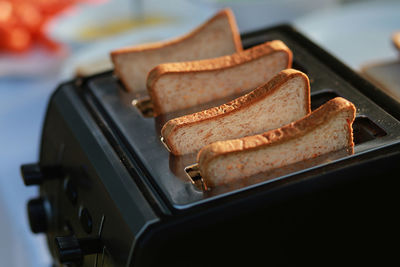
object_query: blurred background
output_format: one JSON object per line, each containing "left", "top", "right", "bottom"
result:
{"left": 0, "top": 0, "right": 399, "bottom": 266}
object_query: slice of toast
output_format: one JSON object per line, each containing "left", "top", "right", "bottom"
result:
{"left": 148, "top": 40, "right": 292, "bottom": 115}
{"left": 197, "top": 97, "right": 356, "bottom": 187}
{"left": 161, "top": 69, "right": 311, "bottom": 155}
{"left": 111, "top": 8, "right": 242, "bottom": 93}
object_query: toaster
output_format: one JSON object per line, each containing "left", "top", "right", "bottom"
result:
{"left": 21, "top": 25, "right": 400, "bottom": 266}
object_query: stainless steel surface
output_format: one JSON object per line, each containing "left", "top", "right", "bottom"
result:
{"left": 86, "top": 28, "right": 400, "bottom": 210}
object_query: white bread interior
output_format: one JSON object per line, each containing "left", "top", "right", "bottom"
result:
{"left": 111, "top": 8, "right": 242, "bottom": 93}
{"left": 161, "top": 69, "right": 310, "bottom": 155}
{"left": 198, "top": 97, "right": 356, "bottom": 187}
{"left": 147, "top": 40, "right": 292, "bottom": 115}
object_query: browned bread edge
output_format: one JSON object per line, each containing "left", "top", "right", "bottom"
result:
{"left": 147, "top": 40, "right": 293, "bottom": 115}
{"left": 161, "top": 69, "right": 311, "bottom": 155}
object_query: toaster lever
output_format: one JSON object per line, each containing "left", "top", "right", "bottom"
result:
{"left": 55, "top": 236, "right": 103, "bottom": 264}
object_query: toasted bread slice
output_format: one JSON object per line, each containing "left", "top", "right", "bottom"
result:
{"left": 197, "top": 97, "right": 356, "bottom": 187}
{"left": 111, "top": 8, "right": 242, "bottom": 93}
{"left": 148, "top": 40, "right": 292, "bottom": 115}
{"left": 161, "top": 69, "right": 311, "bottom": 155}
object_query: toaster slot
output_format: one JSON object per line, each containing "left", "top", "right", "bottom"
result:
{"left": 132, "top": 98, "right": 154, "bottom": 117}
{"left": 353, "top": 116, "right": 387, "bottom": 145}
{"left": 160, "top": 137, "right": 171, "bottom": 152}
{"left": 184, "top": 164, "right": 208, "bottom": 191}
{"left": 292, "top": 60, "right": 308, "bottom": 75}
{"left": 310, "top": 90, "right": 340, "bottom": 110}
{"left": 184, "top": 147, "right": 352, "bottom": 192}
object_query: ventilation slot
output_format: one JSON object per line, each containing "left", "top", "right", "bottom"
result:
{"left": 353, "top": 116, "right": 387, "bottom": 145}
{"left": 311, "top": 90, "right": 340, "bottom": 110}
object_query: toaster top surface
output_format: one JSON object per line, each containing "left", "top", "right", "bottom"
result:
{"left": 81, "top": 25, "right": 400, "bottom": 210}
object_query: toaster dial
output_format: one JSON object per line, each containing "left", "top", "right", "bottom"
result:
{"left": 21, "top": 163, "right": 44, "bottom": 186}
{"left": 27, "top": 197, "right": 51, "bottom": 233}
{"left": 21, "top": 163, "right": 63, "bottom": 186}
{"left": 54, "top": 236, "right": 103, "bottom": 264}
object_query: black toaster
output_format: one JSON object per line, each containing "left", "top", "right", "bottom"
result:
{"left": 21, "top": 25, "right": 400, "bottom": 266}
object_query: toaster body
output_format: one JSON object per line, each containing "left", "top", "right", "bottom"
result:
{"left": 22, "top": 25, "right": 400, "bottom": 266}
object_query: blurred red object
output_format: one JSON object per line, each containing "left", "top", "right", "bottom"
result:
{"left": 0, "top": 0, "right": 104, "bottom": 53}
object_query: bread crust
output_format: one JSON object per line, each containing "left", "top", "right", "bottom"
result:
{"left": 111, "top": 9, "right": 242, "bottom": 54}
{"left": 197, "top": 97, "right": 356, "bottom": 183}
{"left": 147, "top": 40, "right": 292, "bottom": 115}
{"left": 111, "top": 8, "right": 242, "bottom": 92}
{"left": 161, "top": 69, "right": 311, "bottom": 155}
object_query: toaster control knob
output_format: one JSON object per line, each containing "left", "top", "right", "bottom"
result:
{"left": 27, "top": 197, "right": 50, "bottom": 233}
{"left": 55, "top": 236, "right": 103, "bottom": 264}
{"left": 21, "top": 163, "right": 63, "bottom": 186}
{"left": 21, "top": 163, "right": 44, "bottom": 185}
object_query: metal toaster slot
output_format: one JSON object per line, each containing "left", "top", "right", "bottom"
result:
{"left": 292, "top": 60, "right": 308, "bottom": 75}
{"left": 132, "top": 98, "right": 154, "bottom": 117}
{"left": 311, "top": 90, "right": 340, "bottom": 110}
{"left": 353, "top": 116, "right": 387, "bottom": 145}
{"left": 160, "top": 137, "right": 171, "bottom": 152}
{"left": 184, "top": 164, "right": 208, "bottom": 191}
